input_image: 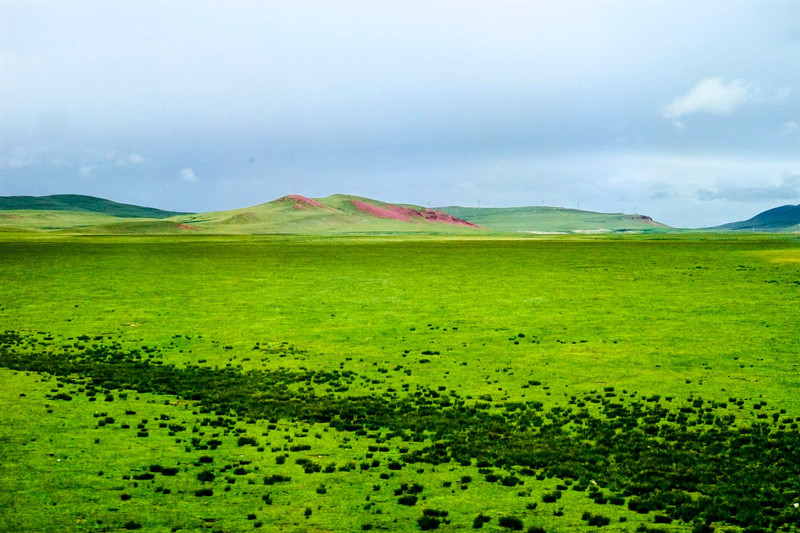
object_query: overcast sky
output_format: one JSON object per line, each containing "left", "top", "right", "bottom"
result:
{"left": 2, "top": 1, "right": 799, "bottom": 227}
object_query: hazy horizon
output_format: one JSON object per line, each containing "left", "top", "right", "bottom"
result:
{"left": 2, "top": 1, "right": 799, "bottom": 227}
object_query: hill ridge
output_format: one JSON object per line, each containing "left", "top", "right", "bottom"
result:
{"left": 715, "top": 204, "right": 800, "bottom": 232}
{"left": 0, "top": 192, "right": 672, "bottom": 234}
{"left": 0, "top": 194, "right": 191, "bottom": 219}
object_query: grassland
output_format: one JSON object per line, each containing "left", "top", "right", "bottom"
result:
{"left": 437, "top": 206, "right": 667, "bottom": 233}
{"left": 1, "top": 233, "right": 799, "bottom": 532}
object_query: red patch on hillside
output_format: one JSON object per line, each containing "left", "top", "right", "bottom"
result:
{"left": 351, "top": 200, "right": 418, "bottom": 221}
{"left": 351, "top": 200, "right": 480, "bottom": 228}
{"left": 281, "top": 195, "right": 326, "bottom": 209}
{"left": 420, "top": 209, "right": 481, "bottom": 228}
{"left": 177, "top": 223, "right": 198, "bottom": 231}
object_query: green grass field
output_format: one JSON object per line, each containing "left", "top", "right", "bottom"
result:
{"left": 1, "top": 233, "right": 799, "bottom": 532}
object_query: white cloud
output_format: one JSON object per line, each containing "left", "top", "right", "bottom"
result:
{"left": 661, "top": 77, "right": 758, "bottom": 120}
{"left": 115, "top": 152, "right": 145, "bottom": 165}
{"left": 696, "top": 174, "right": 800, "bottom": 202}
{"left": 179, "top": 167, "right": 199, "bottom": 182}
{"left": 774, "top": 87, "right": 792, "bottom": 104}
{"left": 7, "top": 147, "right": 35, "bottom": 168}
{"left": 79, "top": 165, "right": 95, "bottom": 178}
{"left": 781, "top": 121, "right": 798, "bottom": 136}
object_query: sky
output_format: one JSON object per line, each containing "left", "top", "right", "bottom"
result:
{"left": 1, "top": 1, "right": 799, "bottom": 227}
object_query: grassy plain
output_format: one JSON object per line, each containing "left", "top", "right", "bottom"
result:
{"left": 1, "top": 233, "right": 799, "bottom": 532}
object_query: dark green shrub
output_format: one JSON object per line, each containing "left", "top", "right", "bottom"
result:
{"left": 501, "top": 476, "right": 521, "bottom": 487}
{"left": 398, "top": 495, "right": 418, "bottom": 506}
{"left": 263, "top": 474, "right": 290, "bottom": 485}
{"left": 498, "top": 516, "right": 524, "bottom": 530}
{"left": 581, "top": 512, "right": 610, "bottom": 527}
{"left": 542, "top": 491, "right": 561, "bottom": 503}
{"left": 417, "top": 516, "right": 440, "bottom": 530}
{"left": 473, "top": 514, "right": 491, "bottom": 528}
{"left": 197, "top": 470, "right": 215, "bottom": 482}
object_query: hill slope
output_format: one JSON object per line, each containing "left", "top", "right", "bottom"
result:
{"left": 0, "top": 193, "right": 671, "bottom": 235}
{"left": 0, "top": 194, "right": 190, "bottom": 218}
{"left": 169, "top": 194, "right": 482, "bottom": 235}
{"left": 438, "top": 205, "right": 670, "bottom": 233}
{"left": 715, "top": 204, "right": 800, "bottom": 232}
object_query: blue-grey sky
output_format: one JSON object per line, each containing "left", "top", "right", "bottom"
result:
{"left": 2, "top": 1, "right": 799, "bottom": 227}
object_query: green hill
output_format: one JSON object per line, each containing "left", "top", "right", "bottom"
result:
{"left": 0, "top": 194, "right": 190, "bottom": 218}
{"left": 715, "top": 204, "right": 800, "bottom": 232}
{"left": 169, "top": 194, "right": 482, "bottom": 235}
{"left": 438, "top": 205, "right": 670, "bottom": 233}
{"left": 0, "top": 193, "right": 672, "bottom": 235}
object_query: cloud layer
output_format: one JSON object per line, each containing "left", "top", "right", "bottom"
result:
{"left": 1, "top": 1, "right": 799, "bottom": 227}
{"left": 661, "top": 77, "right": 758, "bottom": 120}
{"left": 697, "top": 175, "right": 800, "bottom": 202}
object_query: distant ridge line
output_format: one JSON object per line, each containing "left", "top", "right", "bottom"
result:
{"left": 0, "top": 194, "right": 192, "bottom": 219}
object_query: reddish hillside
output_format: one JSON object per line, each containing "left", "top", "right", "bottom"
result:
{"left": 278, "top": 195, "right": 328, "bottom": 210}
{"left": 351, "top": 200, "right": 480, "bottom": 228}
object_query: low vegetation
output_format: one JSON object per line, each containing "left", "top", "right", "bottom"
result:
{"left": 1, "top": 233, "right": 799, "bottom": 531}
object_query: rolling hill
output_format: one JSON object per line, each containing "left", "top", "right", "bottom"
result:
{"left": 0, "top": 194, "right": 191, "bottom": 218}
{"left": 714, "top": 204, "right": 800, "bottom": 232}
{"left": 0, "top": 193, "right": 672, "bottom": 235}
{"left": 169, "top": 194, "right": 481, "bottom": 235}
{"left": 438, "top": 205, "right": 669, "bottom": 233}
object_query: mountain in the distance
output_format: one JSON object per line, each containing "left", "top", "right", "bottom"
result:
{"left": 438, "top": 205, "right": 669, "bottom": 233}
{"left": 173, "top": 194, "right": 480, "bottom": 234}
{"left": 715, "top": 204, "right": 800, "bottom": 232}
{"left": 0, "top": 194, "right": 191, "bottom": 219}
{"left": 0, "top": 193, "right": 671, "bottom": 234}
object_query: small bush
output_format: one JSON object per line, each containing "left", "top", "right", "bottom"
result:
{"left": 473, "top": 514, "right": 491, "bottom": 529}
{"left": 581, "top": 512, "right": 610, "bottom": 527}
{"left": 398, "top": 495, "right": 418, "bottom": 506}
{"left": 197, "top": 470, "right": 215, "bottom": 482}
{"left": 417, "top": 516, "right": 440, "bottom": 530}
{"left": 263, "top": 474, "right": 290, "bottom": 485}
{"left": 498, "top": 516, "right": 524, "bottom": 530}
{"left": 542, "top": 491, "right": 561, "bottom": 503}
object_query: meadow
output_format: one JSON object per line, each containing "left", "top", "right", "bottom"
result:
{"left": 1, "top": 233, "right": 799, "bottom": 532}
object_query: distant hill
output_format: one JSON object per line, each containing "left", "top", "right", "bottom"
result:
{"left": 0, "top": 194, "right": 191, "bottom": 219}
{"left": 0, "top": 193, "right": 671, "bottom": 235}
{"left": 168, "top": 194, "right": 481, "bottom": 235}
{"left": 438, "top": 205, "right": 669, "bottom": 233}
{"left": 715, "top": 204, "right": 800, "bottom": 232}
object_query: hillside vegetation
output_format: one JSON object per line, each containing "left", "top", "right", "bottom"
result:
{"left": 438, "top": 205, "right": 668, "bottom": 233}
{"left": 715, "top": 204, "right": 800, "bottom": 232}
{"left": 1, "top": 233, "right": 800, "bottom": 531}
{"left": 0, "top": 194, "right": 190, "bottom": 218}
{"left": 0, "top": 193, "right": 673, "bottom": 235}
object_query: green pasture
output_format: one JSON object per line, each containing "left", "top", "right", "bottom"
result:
{"left": 1, "top": 233, "right": 799, "bottom": 532}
